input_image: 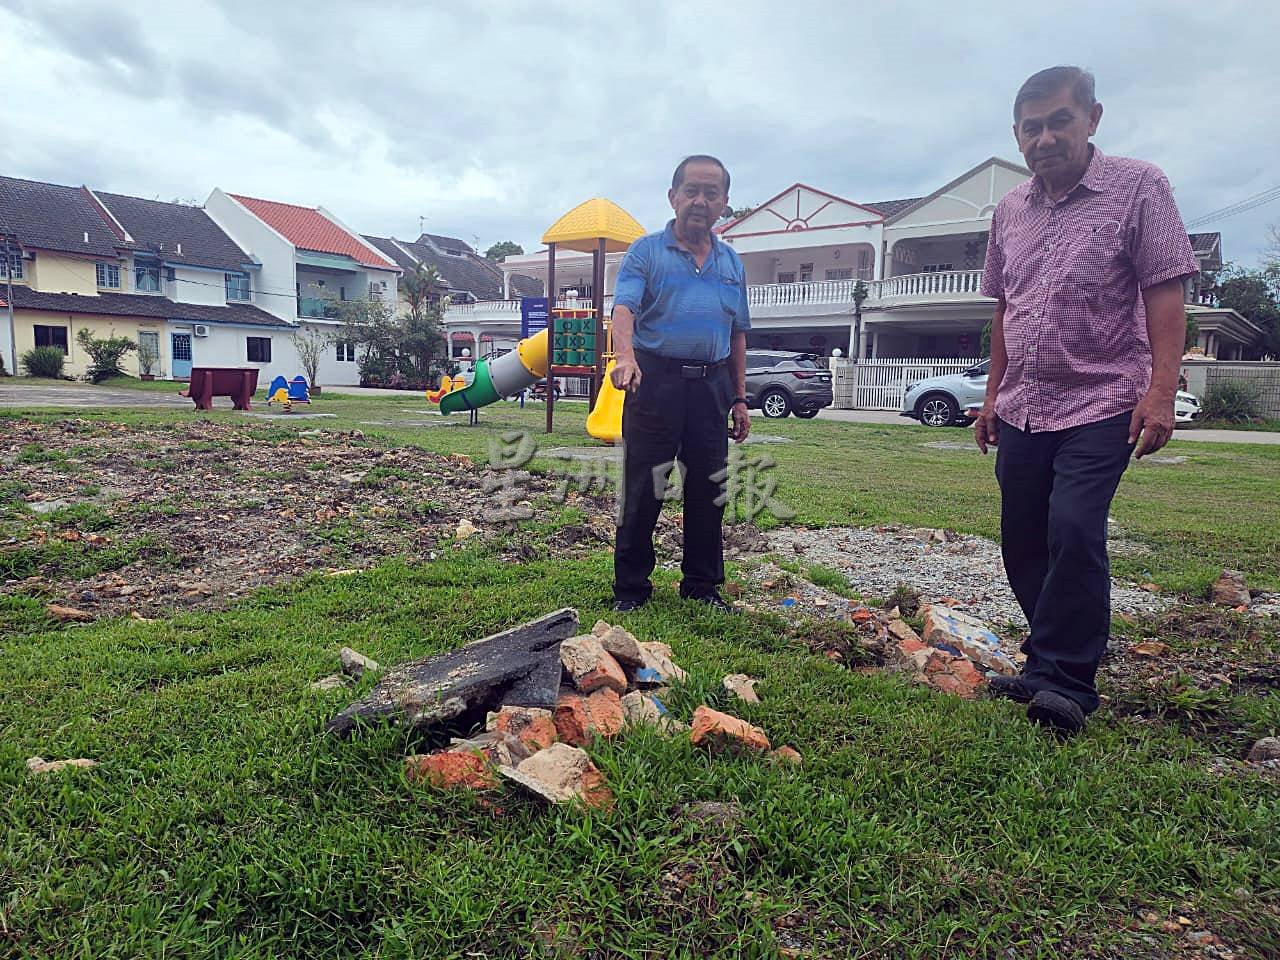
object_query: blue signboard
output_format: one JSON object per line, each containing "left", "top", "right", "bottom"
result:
{"left": 520, "top": 296, "right": 549, "bottom": 339}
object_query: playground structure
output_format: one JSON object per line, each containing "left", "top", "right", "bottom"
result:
{"left": 423, "top": 197, "right": 644, "bottom": 444}
{"left": 266, "top": 375, "right": 312, "bottom": 413}
{"left": 541, "top": 198, "right": 645, "bottom": 440}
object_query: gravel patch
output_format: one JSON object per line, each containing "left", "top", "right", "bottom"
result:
{"left": 765, "top": 525, "right": 1172, "bottom": 631}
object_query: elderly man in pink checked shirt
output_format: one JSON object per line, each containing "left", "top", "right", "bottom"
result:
{"left": 974, "top": 66, "right": 1198, "bottom": 735}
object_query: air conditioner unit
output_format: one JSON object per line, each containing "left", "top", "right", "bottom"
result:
{"left": 192, "top": 324, "right": 210, "bottom": 337}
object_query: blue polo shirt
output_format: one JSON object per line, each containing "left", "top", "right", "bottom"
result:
{"left": 612, "top": 220, "right": 751, "bottom": 362}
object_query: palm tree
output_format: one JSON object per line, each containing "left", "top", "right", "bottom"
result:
{"left": 851, "top": 280, "right": 869, "bottom": 361}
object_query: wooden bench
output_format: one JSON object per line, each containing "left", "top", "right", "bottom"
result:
{"left": 180, "top": 367, "right": 260, "bottom": 411}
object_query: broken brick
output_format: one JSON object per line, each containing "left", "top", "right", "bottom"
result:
{"left": 771, "top": 746, "right": 802, "bottom": 765}
{"left": 489, "top": 706, "right": 557, "bottom": 752}
{"left": 722, "top": 674, "right": 761, "bottom": 703}
{"left": 919, "top": 649, "right": 986, "bottom": 699}
{"left": 690, "top": 705, "right": 771, "bottom": 756}
{"left": 921, "top": 604, "right": 1016, "bottom": 675}
{"left": 554, "top": 687, "right": 624, "bottom": 746}
{"left": 405, "top": 751, "right": 499, "bottom": 790}
{"left": 499, "top": 742, "right": 614, "bottom": 810}
{"left": 560, "top": 635, "right": 628, "bottom": 694}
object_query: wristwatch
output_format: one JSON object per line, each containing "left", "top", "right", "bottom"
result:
{"left": 731, "top": 397, "right": 748, "bottom": 407}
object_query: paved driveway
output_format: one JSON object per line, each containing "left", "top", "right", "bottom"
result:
{"left": 1, "top": 382, "right": 194, "bottom": 409}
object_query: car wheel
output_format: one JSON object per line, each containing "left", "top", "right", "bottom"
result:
{"left": 793, "top": 407, "right": 820, "bottom": 419}
{"left": 761, "top": 389, "right": 791, "bottom": 418}
{"left": 917, "top": 393, "right": 959, "bottom": 427}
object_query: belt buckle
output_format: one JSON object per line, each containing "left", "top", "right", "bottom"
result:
{"left": 680, "top": 363, "right": 704, "bottom": 379}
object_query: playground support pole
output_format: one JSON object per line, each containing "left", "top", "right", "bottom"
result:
{"left": 545, "top": 242, "right": 556, "bottom": 434}
{"left": 590, "top": 237, "right": 605, "bottom": 408}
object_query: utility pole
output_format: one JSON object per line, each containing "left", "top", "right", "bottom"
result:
{"left": 3, "top": 233, "right": 15, "bottom": 377}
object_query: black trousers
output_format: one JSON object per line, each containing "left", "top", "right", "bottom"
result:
{"left": 995, "top": 410, "right": 1135, "bottom": 713}
{"left": 613, "top": 349, "right": 732, "bottom": 603}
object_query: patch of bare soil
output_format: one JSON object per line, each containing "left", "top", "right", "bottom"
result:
{"left": 0, "top": 418, "right": 582, "bottom": 621}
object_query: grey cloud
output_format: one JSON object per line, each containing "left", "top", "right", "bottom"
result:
{"left": 3, "top": 0, "right": 1278, "bottom": 263}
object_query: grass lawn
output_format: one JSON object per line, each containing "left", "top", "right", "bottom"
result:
{"left": 3, "top": 384, "right": 1278, "bottom": 958}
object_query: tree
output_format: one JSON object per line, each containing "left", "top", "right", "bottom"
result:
{"left": 851, "top": 280, "right": 869, "bottom": 361}
{"left": 399, "top": 265, "right": 449, "bottom": 381}
{"left": 1184, "top": 311, "right": 1199, "bottom": 352}
{"left": 1204, "top": 264, "right": 1280, "bottom": 359}
{"left": 75, "top": 328, "right": 136, "bottom": 383}
{"left": 335, "top": 297, "right": 402, "bottom": 385}
{"left": 718, "top": 205, "right": 755, "bottom": 223}
{"left": 291, "top": 325, "right": 333, "bottom": 390}
{"left": 484, "top": 240, "right": 523, "bottom": 262}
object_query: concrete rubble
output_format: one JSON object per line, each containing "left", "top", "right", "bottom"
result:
{"left": 360, "top": 611, "right": 793, "bottom": 810}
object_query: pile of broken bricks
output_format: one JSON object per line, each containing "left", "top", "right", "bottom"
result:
{"left": 401, "top": 619, "right": 801, "bottom": 810}
{"left": 878, "top": 602, "right": 1023, "bottom": 699}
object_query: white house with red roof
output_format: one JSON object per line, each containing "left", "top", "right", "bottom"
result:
{"left": 205, "top": 189, "right": 401, "bottom": 385}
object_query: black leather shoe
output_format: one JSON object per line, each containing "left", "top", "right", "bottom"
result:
{"left": 1027, "top": 690, "right": 1086, "bottom": 736}
{"left": 682, "top": 591, "right": 733, "bottom": 612}
{"left": 613, "top": 598, "right": 647, "bottom": 613}
{"left": 988, "top": 675, "right": 1035, "bottom": 704}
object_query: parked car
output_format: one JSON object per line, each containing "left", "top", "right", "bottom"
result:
{"left": 744, "top": 351, "right": 834, "bottom": 418}
{"left": 529, "top": 378, "right": 561, "bottom": 400}
{"left": 905, "top": 358, "right": 1205, "bottom": 428}
{"left": 901, "top": 360, "right": 989, "bottom": 426}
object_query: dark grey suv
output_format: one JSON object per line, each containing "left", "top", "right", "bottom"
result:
{"left": 744, "top": 351, "right": 833, "bottom": 418}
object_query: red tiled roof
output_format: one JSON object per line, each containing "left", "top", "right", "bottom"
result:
{"left": 229, "top": 194, "right": 396, "bottom": 270}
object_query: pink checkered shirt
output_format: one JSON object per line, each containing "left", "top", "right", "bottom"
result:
{"left": 981, "top": 146, "right": 1198, "bottom": 432}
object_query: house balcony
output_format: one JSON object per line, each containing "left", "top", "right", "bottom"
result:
{"left": 747, "top": 269, "right": 989, "bottom": 318}
{"left": 444, "top": 271, "right": 991, "bottom": 328}
{"left": 298, "top": 296, "right": 341, "bottom": 319}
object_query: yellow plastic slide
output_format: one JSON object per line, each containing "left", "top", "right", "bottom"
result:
{"left": 586, "top": 358, "right": 625, "bottom": 444}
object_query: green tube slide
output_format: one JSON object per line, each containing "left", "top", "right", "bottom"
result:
{"left": 438, "top": 359, "right": 501, "bottom": 415}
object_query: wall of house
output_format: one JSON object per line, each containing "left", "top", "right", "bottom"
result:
{"left": 299, "top": 319, "right": 360, "bottom": 387}
{"left": 28, "top": 252, "right": 96, "bottom": 294}
{"left": 739, "top": 243, "right": 877, "bottom": 285}
{"left": 12, "top": 311, "right": 147, "bottom": 378}
{"left": 204, "top": 189, "right": 298, "bottom": 322}
{"left": 165, "top": 321, "right": 302, "bottom": 386}
{"left": 891, "top": 163, "right": 1026, "bottom": 231}
{"left": 169, "top": 265, "right": 230, "bottom": 307}
{"left": 888, "top": 234, "right": 989, "bottom": 276}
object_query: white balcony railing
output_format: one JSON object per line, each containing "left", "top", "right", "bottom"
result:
{"left": 447, "top": 294, "right": 612, "bottom": 316}
{"left": 875, "top": 269, "right": 985, "bottom": 300}
{"left": 445, "top": 271, "right": 988, "bottom": 320}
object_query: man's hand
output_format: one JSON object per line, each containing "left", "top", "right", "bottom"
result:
{"left": 729, "top": 402, "right": 750, "bottom": 443}
{"left": 1129, "top": 390, "right": 1175, "bottom": 459}
{"left": 974, "top": 405, "right": 1000, "bottom": 454}
{"left": 610, "top": 356, "right": 642, "bottom": 393}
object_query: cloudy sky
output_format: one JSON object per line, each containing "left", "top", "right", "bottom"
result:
{"left": 2, "top": 0, "right": 1277, "bottom": 265}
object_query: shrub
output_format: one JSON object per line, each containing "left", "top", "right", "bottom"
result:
{"left": 1202, "top": 379, "right": 1264, "bottom": 422}
{"left": 21, "top": 346, "right": 66, "bottom": 379}
{"left": 75, "top": 329, "right": 136, "bottom": 383}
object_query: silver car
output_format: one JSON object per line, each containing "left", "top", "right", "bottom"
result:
{"left": 902, "top": 359, "right": 1202, "bottom": 427}
{"left": 901, "top": 360, "right": 990, "bottom": 426}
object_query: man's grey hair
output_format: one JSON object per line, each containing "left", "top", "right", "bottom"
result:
{"left": 1013, "top": 66, "right": 1097, "bottom": 122}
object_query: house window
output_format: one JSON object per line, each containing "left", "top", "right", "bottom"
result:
{"left": 96, "top": 262, "right": 121, "bottom": 288}
{"left": 336, "top": 341, "right": 356, "bottom": 362}
{"left": 922, "top": 263, "right": 954, "bottom": 273}
{"left": 134, "top": 262, "right": 162, "bottom": 292}
{"left": 3, "top": 249, "right": 25, "bottom": 280}
{"left": 34, "top": 325, "right": 69, "bottom": 353}
{"left": 825, "top": 268, "right": 853, "bottom": 281}
{"left": 246, "top": 337, "right": 272, "bottom": 363}
{"left": 776, "top": 271, "right": 796, "bottom": 284}
{"left": 225, "top": 272, "right": 250, "bottom": 301}
{"left": 799, "top": 263, "right": 814, "bottom": 283}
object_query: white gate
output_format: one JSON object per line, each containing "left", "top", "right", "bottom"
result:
{"left": 831, "top": 358, "right": 982, "bottom": 411}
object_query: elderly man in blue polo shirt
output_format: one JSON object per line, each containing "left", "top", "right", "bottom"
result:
{"left": 609, "top": 155, "right": 752, "bottom": 613}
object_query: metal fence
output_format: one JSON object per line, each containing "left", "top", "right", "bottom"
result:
{"left": 831, "top": 358, "right": 982, "bottom": 411}
{"left": 1200, "top": 362, "right": 1280, "bottom": 418}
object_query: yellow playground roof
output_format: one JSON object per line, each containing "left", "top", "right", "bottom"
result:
{"left": 541, "top": 198, "right": 645, "bottom": 252}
